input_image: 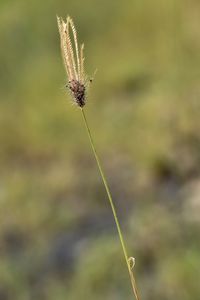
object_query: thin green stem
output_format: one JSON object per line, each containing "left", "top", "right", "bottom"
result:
{"left": 81, "top": 108, "right": 140, "bottom": 300}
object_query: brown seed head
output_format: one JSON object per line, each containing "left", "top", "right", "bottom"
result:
{"left": 57, "top": 16, "right": 87, "bottom": 107}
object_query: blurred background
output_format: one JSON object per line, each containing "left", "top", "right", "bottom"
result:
{"left": 0, "top": 0, "right": 200, "bottom": 299}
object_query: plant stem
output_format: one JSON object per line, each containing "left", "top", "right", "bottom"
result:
{"left": 81, "top": 108, "right": 140, "bottom": 300}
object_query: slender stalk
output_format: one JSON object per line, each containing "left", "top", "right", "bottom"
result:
{"left": 81, "top": 108, "right": 140, "bottom": 300}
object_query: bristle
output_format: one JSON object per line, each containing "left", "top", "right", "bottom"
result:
{"left": 65, "top": 20, "right": 77, "bottom": 80}
{"left": 67, "top": 16, "right": 81, "bottom": 81}
{"left": 57, "top": 17, "right": 72, "bottom": 80}
{"left": 80, "top": 44, "right": 85, "bottom": 84}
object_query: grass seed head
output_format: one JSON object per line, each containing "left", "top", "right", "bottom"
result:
{"left": 57, "top": 16, "right": 88, "bottom": 107}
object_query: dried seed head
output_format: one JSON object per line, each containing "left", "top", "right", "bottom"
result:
{"left": 57, "top": 16, "right": 89, "bottom": 107}
{"left": 68, "top": 79, "right": 86, "bottom": 108}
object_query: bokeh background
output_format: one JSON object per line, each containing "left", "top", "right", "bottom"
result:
{"left": 0, "top": 0, "right": 200, "bottom": 299}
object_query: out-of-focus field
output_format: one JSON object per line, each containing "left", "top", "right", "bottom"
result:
{"left": 0, "top": 0, "right": 200, "bottom": 299}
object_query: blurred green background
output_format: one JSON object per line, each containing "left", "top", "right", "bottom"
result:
{"left": 0, "top": 0, "right": 200, "bottom": 299}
